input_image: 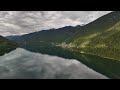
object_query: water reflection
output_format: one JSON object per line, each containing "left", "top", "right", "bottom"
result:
{"left": 0, "top": 48, "right": 107, "bottom": 79}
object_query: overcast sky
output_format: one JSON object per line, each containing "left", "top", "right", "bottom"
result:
{"left": 0, "top": 11, "right": 112, "bottom": 36}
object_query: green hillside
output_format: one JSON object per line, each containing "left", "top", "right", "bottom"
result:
{"left": 9, "top": 26, "right": 81, "bottom": 49}
{"left": 0, "top": 36, "right": 17, "bottom": 56}
{"left": 81, "top": 21, "right": 120, "bottom": 60}
{"left": 7, "top": 11, "right": 120, "bottom": 79}
{"left": 65, "top": 11, "right": 120, "bottom": 43}
{"left": 10, "top": 11, "right": 120, "bottom": 61}
{"left": 58, "top": 11, "right": 120, "bottom": 61}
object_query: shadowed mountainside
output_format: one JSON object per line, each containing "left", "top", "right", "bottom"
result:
{"left": 0, "top": 35, "right": 17, "bottom": 56}
{"left": 6, "top": 11, "right": 120, "bottom": 79}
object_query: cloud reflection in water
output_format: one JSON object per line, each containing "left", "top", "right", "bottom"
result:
{"left": 0, "top": 48, "right": 108, "bottom": 79}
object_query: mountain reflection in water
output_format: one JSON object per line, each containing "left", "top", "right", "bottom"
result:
{"left": 0, "top": 48, "right": 108, "bottom": 79}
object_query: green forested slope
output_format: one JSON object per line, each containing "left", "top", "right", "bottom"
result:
{"left": 65, "top": 11, "right": 120, "bottom": 43}
{"left": 80, "top": 21, "right": 120, "bottom": 60}
{"left": 0, "top": 36, "right": 17, "bottom": 56}
{"left": 9, "top": 11, "right": 120, "bottom": 61}
{"left": 6, "top": 11, "right": 120, "bottom": 79}
{"left": 51, "top": 11, "right": 120, "bottom": 60}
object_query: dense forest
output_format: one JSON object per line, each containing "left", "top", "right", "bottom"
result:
{"left": 5, "top": 11, "right": 120, "bottom": 78}
{"left": 70, "top": 21, "right": 120, "bottom": 60}
{"left": 8, "top": 11, "right": 120, "bottom": 61}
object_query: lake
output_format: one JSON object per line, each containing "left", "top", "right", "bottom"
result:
{"left": 0, "top": 48, "right": 108, "bottom": 79}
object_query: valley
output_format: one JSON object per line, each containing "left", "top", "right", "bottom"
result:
{"left": 4, "top": 11, "right": 120, "bottom": 79}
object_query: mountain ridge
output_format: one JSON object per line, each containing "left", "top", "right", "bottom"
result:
{"left": 6, "top": 11, "right": 120, "bottom": 79}
{"left": 7, "top": 11, "right": 120, "bottom": 61}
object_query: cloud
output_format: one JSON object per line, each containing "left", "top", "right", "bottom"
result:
{"left": 0, "top": 48, "right": 108, "bottom": 79}
{"left": 0, "top": 11, "right": 111, "bottom": 36}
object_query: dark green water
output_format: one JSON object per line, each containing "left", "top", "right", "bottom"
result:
{"left": 0, "top": 48, "right": 107, "bottom": 79}
{"left": 77, "top": 53, "right": 120, "bottom": 79}
{"left": 2, "top": 45, "right": 120, "bottom": 79}
{"left": 23, "top": 45, "right": 120, "bottom": 79}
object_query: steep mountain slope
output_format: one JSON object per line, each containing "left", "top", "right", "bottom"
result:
{"left": 0, "top": 35, "right": 17, "bottom": 56}
{"left": 52, "top": 11, "right": 120, "bottom": 60}
{"left": 81, "top": 21, "right": 120, "bottom": 60}
{"left": 55, "top": 11, "right": 120, "bottom": 60}
{"left": 5, "top": 11, "right": 120, "bottom": 79}
{"left": 8, "top": 11, "right": 120, "bottom": 61}
{"left": 8, "top": 25, "right": 81, "bottom": 48}
{"left": 65, "top": 11, "right": 120, "bottom": 43}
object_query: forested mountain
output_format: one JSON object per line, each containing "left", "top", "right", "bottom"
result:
{"left": 81, "top": 21, "right": 120, "bottom": 60}
{"left": 0, "top": 35, "right": 17, "bottom": 56}
{"left": 7, "top": 25, "right": 82, "bottom": 50}
{"left": 8, "top": 11, "right": 120, "bottom": 61}
{"left": 66, "top": 11, "right": 120, "bottom": 60}
{"left": 57, "top": 11, "right": 120, "bottom": 60}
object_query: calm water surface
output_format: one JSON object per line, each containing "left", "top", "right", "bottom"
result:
{"left": 0, "top": 48, "right": 108, "bottom": 79}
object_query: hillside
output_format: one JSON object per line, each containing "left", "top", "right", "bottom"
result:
{"left": 7, "top": 25, "right": 81, "bottom": 48}
{"left": 8, "top": 11, "right": 120, "bottom": 61}
{"left": 58, "top": 11, "right": 120, "bottom": 60}
{"left": 80, "top": 21, "right": 120, "bottom": 60}
{"left": 0, "top": 35, "right": 17, "bottom": 56}
{"left": 6, "top": 11, "right": 120, "bottom": 79}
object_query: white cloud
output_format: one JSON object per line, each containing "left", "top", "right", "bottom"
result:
{"left": 0, "top": 48, "right": 108, "bottom": 79}
{"left": 0, "top": 11, "right": 111, "bottom": 36}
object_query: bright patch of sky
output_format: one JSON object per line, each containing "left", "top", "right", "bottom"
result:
{"left": 0, "top": 11, "right": 111, "bottom": 36}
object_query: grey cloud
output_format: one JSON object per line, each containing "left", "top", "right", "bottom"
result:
{"left": 0, "top": 48, "right": 108, "bottom": 79}
{"left": 0, "top": 11, "right": 111, "bottom": 36}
